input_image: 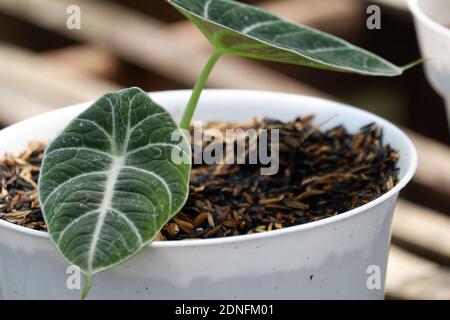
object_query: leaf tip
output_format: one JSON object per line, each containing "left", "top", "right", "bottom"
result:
{"left": 402, "top": 58, "right": 426, "bottom": 72}
{"left": 81, "top": 274, "right": 93, "bottom": 300}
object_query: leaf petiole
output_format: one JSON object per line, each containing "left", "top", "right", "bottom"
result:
{"left": 179, "top": 50, "right": 223, "bottom": 129}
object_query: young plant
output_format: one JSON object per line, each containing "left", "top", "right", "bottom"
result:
{"left": 37, "top": 0, "right": 418, "bottom": 298}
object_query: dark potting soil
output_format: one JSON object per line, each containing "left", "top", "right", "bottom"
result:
{"left": 0, "top": 116, "right": 398, "bottom": 240}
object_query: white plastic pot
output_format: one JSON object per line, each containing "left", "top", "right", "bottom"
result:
{"left": 0, "top": 90, "right": 417, "bottom": 299}
{"left": 408, "top": 0, "right": 450, "bottom": 126}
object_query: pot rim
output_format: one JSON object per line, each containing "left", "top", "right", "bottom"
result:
{"left": 0, "top": 89, "right": 418, "bottom": 248}
{"left": 408, "top": 0, "right": 450, "bottom": 37}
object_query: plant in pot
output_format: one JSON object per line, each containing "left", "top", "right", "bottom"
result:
{"left": 0, "top": 0, "right": 419, "bottom": 299}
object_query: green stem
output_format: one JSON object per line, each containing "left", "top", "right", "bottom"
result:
{"left": 180, "top": 50, "right": 222, "bottom": 129}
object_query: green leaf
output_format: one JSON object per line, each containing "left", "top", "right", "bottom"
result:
{"left": 38, "top": 87, "right": 191, "bottom": 297}
{"left": 168, "top": 0, "right": 410, "bottom": 76}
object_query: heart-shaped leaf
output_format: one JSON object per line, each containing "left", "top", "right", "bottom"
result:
{"left": 38, "top": 87, "right": 191, "bottom": 297}
{"left": 168, "top": 0, "right": 413, "bottom": 76}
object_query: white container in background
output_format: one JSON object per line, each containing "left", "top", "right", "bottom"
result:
{"left": 408, "top": 0, "right": 450, "bottom": 127}
{"left": 0, "top": 90, "right": 417, "bottom": 299}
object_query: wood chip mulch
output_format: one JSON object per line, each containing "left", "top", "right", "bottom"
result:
{"left": 0, "top": 116, "right": 398, "bottom": 240}
{"left": 0, "top": 141, "right": 47, "bottom": 231}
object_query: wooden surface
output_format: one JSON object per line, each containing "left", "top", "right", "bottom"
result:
{"left": 393, "top": 200, "right": 450, "bottom": 266}
{"left": 0, "top": 44, "right": 119, "bottom": 125}
{"left": 371, "top": 0, "right": 408, "bottom": 11}
{"left": 387, "top": 246, "right": 450, "bottom": 300}
{"left": 0, "top": 0, "right": 325, "bottom": 97}
{"left": 409, "top": 129, "right": 450, "bottom": 193}
{"left": 406, "top": 129, "right": 450, "bottom": 211}
{"left": 42, "top": 45, "right": 119, "bottom": 78}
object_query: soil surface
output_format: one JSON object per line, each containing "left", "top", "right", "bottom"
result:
{"left": 0, "top": 117, "right": 398, "bottom": 240}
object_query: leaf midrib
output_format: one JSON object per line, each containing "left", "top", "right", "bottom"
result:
{"left": 87, "top": 155, "right": 125, "bottom": 272}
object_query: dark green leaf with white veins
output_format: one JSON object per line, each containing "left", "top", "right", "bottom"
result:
{"left": 38, "top": 87, "right": 191, "bottom": 292}
{"left": 168, "top": 0, "right": 415, "bottom": 76}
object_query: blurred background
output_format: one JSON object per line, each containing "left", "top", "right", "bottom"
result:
{"left": 0, "top": 0, "right": 448, "bottom": 299}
